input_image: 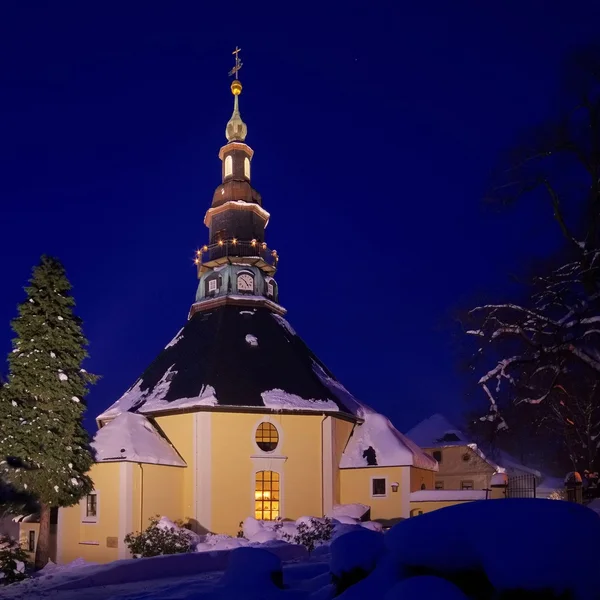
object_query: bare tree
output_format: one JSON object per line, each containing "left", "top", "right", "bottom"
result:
{"left": 465, "top": 49, "right": 600, "bottom": 470}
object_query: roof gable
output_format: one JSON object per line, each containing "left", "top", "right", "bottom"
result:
{"left": 405, "top": 413, "right": 469, "bottom": 448}
{"left": 92, "top": 412, "right": 186, "bottom": 467}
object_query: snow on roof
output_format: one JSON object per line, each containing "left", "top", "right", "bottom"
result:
{"left": 467, "top": 443, "right": 505, "bottom": 474}
{"left": 405, "top": 413, "right": 469, "bottom": 448}
{"left": 97, "top": 306, "right": 361, "bottom": 421}
{"left": 92, "top": 412, "right": 186, "bottom": 467}
{"left": 410, "top": 490, "right": 488, "bottom": 502}
{"left": 340, "top": 408, "right": 438, "bottom": 471}
{"left": 496, "top": 450, "right": 542, "bottom": 478}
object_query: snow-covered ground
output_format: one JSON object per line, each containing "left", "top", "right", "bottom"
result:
{"left": 3, "top": 499, "right": 600, "bottom": 599}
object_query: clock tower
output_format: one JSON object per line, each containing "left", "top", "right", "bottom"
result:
{"left": 191, "top": 50, "right": 282, "bottom": 317}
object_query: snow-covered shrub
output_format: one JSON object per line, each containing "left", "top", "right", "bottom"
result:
{"left": 548, "top": 489, "right": 567, "bottom": 501}
{"left": 282, "top": 517, "right": 333, "bottom": 554}
{"left": 124, "top": 515, "right": 196, "bottom": 558}
{"left": 0, "top": 536, "right": 28, "bottom": 585}
{"left": 219, "top": 547, "right": 284, "bottom": 592}
{"left": 330, "top": 528, "right": 385, "bottom": 595}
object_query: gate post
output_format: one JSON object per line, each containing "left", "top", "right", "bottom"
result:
{"left": 490, "top": 472, "right": 508, "bottom": 499}
{"left": 564, "top": 472, "right": 583, "bottom": 504}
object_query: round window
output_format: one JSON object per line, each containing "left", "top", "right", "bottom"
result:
{"left": 255, "top": 422, "right": 279, "bottom": 452}
{"left": 462, "top": 453, "right": 470, "bottom": 462}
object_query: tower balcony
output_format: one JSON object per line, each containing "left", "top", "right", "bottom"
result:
{"left": 195, "top": 239, "right": 279, "bottom": 276}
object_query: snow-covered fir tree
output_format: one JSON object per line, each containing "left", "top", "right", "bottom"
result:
{"left": 0, "top": 256, "right": 97, "bottom": 568}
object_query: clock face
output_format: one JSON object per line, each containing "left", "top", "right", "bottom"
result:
{"left": 237, "top": 273, "right": 254, "bottom": 292}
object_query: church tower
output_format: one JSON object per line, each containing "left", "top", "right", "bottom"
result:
{"left": 191, "top": 52, "right": 281, "bottom": 316}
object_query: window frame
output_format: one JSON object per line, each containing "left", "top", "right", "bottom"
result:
{"left": 224, "top": 155, "right": 233, "bottom": 178}
{"left": 435, "top": 480, "right": 444, "bottom": 490}
{"left": 371, "top": 477, "right": 387, "bottom": 498}
{"left": 255, "top": 422, "right": 280, "bottom": 453}
{"left": 432, "top": 450, "right": 442, "bottom": 463}
{"left": 28, "top": 530, "right": 35, "bottom": 552}
{"left": 208, "top": 279, "right": 218, "bottom": 293}
{"left": 254, "top": 470, "right": 281, "bottom": 521}
{"left": 81, "top": 491, "right": 99, "bottom": 524}
{"left": 460, "top": 480, "right": 474, "bottom": 491}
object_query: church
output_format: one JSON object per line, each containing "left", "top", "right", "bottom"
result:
{"left": 56, "top": 55, "right": 440, "bottom": 564}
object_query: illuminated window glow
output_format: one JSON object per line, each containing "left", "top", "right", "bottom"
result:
{"left": 255, "top": 422, "right": 279, "bottom": 452}
{"left": 255, "top": 471, "right": 279, "bottom": 520}
{"left": 244, "top": 157, "right": 250, "bottom": 179}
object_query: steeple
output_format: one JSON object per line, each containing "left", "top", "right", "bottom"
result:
{"left": 191, "top": 49, "right": 281, "bottom": 318}
{"left": 226, "top": 47, "right": 247, "bottom": 142}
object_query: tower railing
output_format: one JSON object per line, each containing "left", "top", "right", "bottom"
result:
{"left": 195, "top": 239, "right": 279, "bottom": 275}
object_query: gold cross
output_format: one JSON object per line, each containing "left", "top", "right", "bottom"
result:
{"left": 228, "top": 46, "right": 242, "bottom": 78}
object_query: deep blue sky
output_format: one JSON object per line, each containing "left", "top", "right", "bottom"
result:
{"left": 1, "top": 1, "right": 598, "bottom": 433}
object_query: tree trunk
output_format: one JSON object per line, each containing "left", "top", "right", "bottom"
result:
{"left": 34, "top": 503, "right": 51, "bottom": 570}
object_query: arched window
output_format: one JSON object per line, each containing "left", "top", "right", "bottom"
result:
{"left": 255, "top": 422, "right": 279, "bottom": 452}
{"left": 255, "top": 471, "right": 279, "bottom": 520}
{"left": 224, "top": 155, "right": 233, "bottom": 178}
{"left": 244, "top": 156, "right": 250, "bottom": 179}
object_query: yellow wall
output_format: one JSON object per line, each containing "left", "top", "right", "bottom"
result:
{"left": 425, "top": 445, "right": 495, "bottom": 490}
{"left": 58, "top": 462, "right": 121, "bottom": 564}
{"left": 18, "top": 523, "right": 57, "bottom": 564}
{"left": 131, "top": 464, "right": 185, "bottom": 533}
{"left": 210, "top": 412, "right": 325, "bottom": 535}
{"left": 154, "top": 414, "right": 195, "bottom": 521}
{"left": 333, "top": 419, "right": 355, "bottom": 504}
{"left": 409, "top": 499, "right": 476, "bottom": 516}
{"left": 410, "top": 467, "right": 436, "bottom": 492}
{"left": 339, "top": 467, "right": 404, "bottom": 521}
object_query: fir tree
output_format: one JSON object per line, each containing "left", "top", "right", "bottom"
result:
{"left": 0, "top": 256, "right": 98, "bottom": 568}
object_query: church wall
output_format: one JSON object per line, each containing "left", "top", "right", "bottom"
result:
{"left": 339, "top": 466, "right": 405, "bottom": 521}
{"left": 210, "top": 412, "right": 324, "bottom": 535}
{"left": 131, "top": 464, "right": 185, "bottom": 534}
{"left": 57, "top": 462, "right": 121, "bottom": 564}
{"left": 410, "top": 467, "right": 436, "bottom": 491}
{"left": 425, "top": 445, "right": 496, "bottom": 490}
{"left": 154, "top": 414, "right": 195, "bottom": 521}
{"left": 332, "top": 418, "right": 355, "bottom": 504}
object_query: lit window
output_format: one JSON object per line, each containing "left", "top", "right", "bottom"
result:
{"left": 86, "top": 493, "right": 97, "bottom": 518}
{"left": 255, "top": 471, "right": 279, "bottom": 520}
{"left": 256, "top": 422, "right": 279, "bottom": 452}
{"left": 461, "top": 481, "right": 474, "bottom": 490}
{"left": 224, "top": 155, "right": 233, "bottom": 178}
{"left": 372, "top": 478, "right": 386, "bottom": 497}
{"left": 208, "top": 279, "right": 218, "bottom": 292}
{"left": 28, "top": 530, "right": 35, "bottom": 552}
{"left": 244, "top": 157, "right": 250, "bottom": 179}
{"left": 432, "top": 450, "right": 442, "bottom": 463}
{"left": 435, "top": 481, "right": 444, "bottom": 490}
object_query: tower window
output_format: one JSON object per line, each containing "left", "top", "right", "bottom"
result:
{"left": 224, "top": 155, "right": 233, "bottom": 178}
{"left": 267, "top": 282, "right": 274, "bottom": 297}
{"left": 255, "top": 422, "right": 279, "bottom": 452}
{"left": 244, "top": 157, "right": 250, "bottom": 179}
{"left": 255, "top": 471, "right": 280, "bottom": 521}
{"left": 208, "top": 279, "right": 217, "bottom": 292}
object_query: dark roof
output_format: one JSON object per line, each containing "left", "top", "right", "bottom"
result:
{"left": 98, "top": 305, "right": 359, "bottom": 420}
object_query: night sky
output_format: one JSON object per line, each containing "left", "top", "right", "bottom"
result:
{"left": 1, "top": 2, "right": 598, "bottom": 433}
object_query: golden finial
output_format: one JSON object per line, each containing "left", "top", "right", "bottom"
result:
{"left": 229, "top": 46, "right": 243, "bottom": 95}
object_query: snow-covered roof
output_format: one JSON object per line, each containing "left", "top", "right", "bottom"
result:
{"left": 405, "top": 413, "right": 469, "bottom": 448}
{"left": 92, "top": 412, "right": 186, "bottom": 467}
{"left": 340, "top": 409, "right": 438, "bottom": 471}
{"left": 410, "top": 490, "right": 488, "bottom": 502}
{"left": 97, "top": 306, "right": 362, "bottom": 421}
{"left": 496, "top": 450, "right": 542, "bottom": 478}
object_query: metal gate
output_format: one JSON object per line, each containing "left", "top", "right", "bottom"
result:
{"left": 506, "top": 474, "right": 537, "bottom": 498}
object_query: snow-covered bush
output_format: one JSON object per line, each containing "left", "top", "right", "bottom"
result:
{"left": 219, "top": 547, "right": 284, "bottom": 592}
{"left": 281, "top": 517, "right": 333, "bottom": 554}
{"left": 330, "top": 528, "right": 385, "bottom": 595}
{"left": 124, "top": 515, "right": 196, "bottom": 558}
{"left": 0, "top": 536, "right": 28, "bottom": 585}
{"left": 548, "top": 488, "right": 567, "bottom": 501}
